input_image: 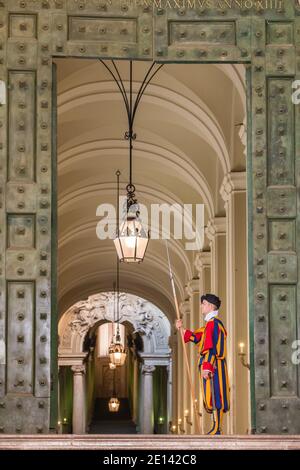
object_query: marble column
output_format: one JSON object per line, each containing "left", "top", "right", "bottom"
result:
{"left": 71, "top": 364, "right": 86, "bottom": 434}
{"left": 57, "top": 366, "right": 62, "bottom": 434}
{"left": 194, "top": 251, "right": 211, "bottom": 434}
{"left": 132, "top": 358, "right": 138, "bottom": 425}
{"left": 179, "top": 299, "right": 190, "bottom": 435}
{"left": 166, "top": 361, "right": 172, "bottom": 434}
{"left": 170, "top": 336, "right": 178, "bottom": 433}
{"left": 205, "top": 217, "right": 227, "bottom": 314}
{"left": 205, "top": 217, "right": 227, "bottom": 432}
{"left": 186, "top": 279, "right": 200, "bottom": 434}
{"left": 220, "top": 171, "right": 248, "bottom": 434}
{"left": 176, "top": 324, "right": 183, "bottom": 434}
{"left": 138, "top": 363, "right": 144, "bottom": 433}
{"left": 141, "top": 364, "right": 156, "bottom": 434}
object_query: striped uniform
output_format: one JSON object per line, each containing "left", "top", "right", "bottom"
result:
{"left": 184, "top": 317, "right": 230, "bottom": 415}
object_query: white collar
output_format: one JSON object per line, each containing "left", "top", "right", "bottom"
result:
{"left": 204, "top": 310, "right": 218, "bottom": 322}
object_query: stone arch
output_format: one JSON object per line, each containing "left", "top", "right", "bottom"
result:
{"left": 58, "top": 291, "right": 172, "bottom": 434}
{"left": 58, "top": 291, "right": 171, "bottom": 357}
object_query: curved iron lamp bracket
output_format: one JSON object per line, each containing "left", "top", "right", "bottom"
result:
{"left": 99, "top": 59, "right": 164, "bottom": 190}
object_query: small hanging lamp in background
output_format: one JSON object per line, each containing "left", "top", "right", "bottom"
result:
{"left": 99, "top": 60, "right": 163, "bottom": 262}
{"left": 108, "top": 255, "right": 127, "bottom": 366}
{"left": 108, "top": 368, "right": 120, "bottom": 413}
{"left": 108, "top": 282, "right": 117, "bottom": 370}
{"left": 108, "top": 396, "right": 120, "bottom": 412}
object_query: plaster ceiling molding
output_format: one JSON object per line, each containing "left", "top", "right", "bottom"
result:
{"left": 56, "top": 61, "right": 245, "bottom": 129}
{"left": 59, "top": 191, "right": 207, "bottom": 258}
{"left": 186, "top": 278, "right": 200, "bottom": 296}
{"left": 56, "top": 59, "right": 245, "bottom": 95}
{"left": 58, "top": 139, "right": 215, "bottom": 218}
{"left": 58, "top": 247, "right": 186, "bottom": 301}
{"left": 57, "top": 183, "right": 195, "bottom": 266}
{"left": 57, "top": 182, "right": 203, "bottom": 266}
{"left": 58, "top": 224, "right": 190, "bottom": 279}
{"left": 58, "top": 239, "right": 192, "bottom": 293}
{"left": 213, "top": 64, "right": 246, "bottom": 114}
{"left": 58, "top": 178, "right": 210, "bottom": 228}
{"left": 205, "top": 217, "right": 227, "bottom": 242}
{"left": 57, "top": 82, "right": 230, "bottom": 173}
{"left": 56, "top": 121, "right": 219, "bottom": 191}
{"left": 219, "top": 172, "right": 247, "bottom": 204}
{"left": 194, "top": 251, "right": 211, "bottom": 274}
{"left": 58, "top": 292, "right": 171, "bottom": 357}
{"left": 58, "top": 79, "right": 220, "bottom": 131}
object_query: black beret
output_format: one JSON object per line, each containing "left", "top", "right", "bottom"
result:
{"left": 201, "top": 293, "right": 221, "bottom": 309}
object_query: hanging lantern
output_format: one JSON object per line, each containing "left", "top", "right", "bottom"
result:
{"left": 108, "top": 367, "right": 120, "bottom": 412}
{"left": 108, "top": 333, "right": 127, "bottom": 366}
{"left": 114, "top": 184, "right": 149, "bottom": 263}
{"left": 107, "top": 252, "right": 127, "bottom": 365}
{"left": 108, "top": 397, "right": 120, "bottom": 412}
{"left": 98, "top": 60, "right": 162, "bottom": 263}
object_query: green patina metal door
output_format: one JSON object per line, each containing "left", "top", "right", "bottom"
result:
{"left": 0, "top": 0, "right": 299, "bottom": 433}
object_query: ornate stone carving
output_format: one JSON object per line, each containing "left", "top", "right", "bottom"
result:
{"left": 142, "top": 365, "right": 156, "bottom": 375}
{"left": 71, "top": 365, "right": 85, "bottom": 375}
{"left": 59, "top": 292, "right": 171, "bottom": 355}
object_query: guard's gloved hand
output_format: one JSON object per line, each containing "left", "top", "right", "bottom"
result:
{"left": 201, "top": 369, "right": 213, "bottom": 379}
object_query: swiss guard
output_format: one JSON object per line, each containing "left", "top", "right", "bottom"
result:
{"left": 176, "top": 293, "right": 230, "bottom": 435}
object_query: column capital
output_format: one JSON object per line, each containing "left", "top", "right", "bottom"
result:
{"left": 179, "top": 300, "right": 190, "bottom": 317}
{"left": 142, "top": 364, "right": 156, "bottom": 375}
{"left": 205, "top": 217, "right": 226, "bottom": 241}
{"left": 186, "top": 278, "right": 200, "bottom": 296}
{"left": 194, "top": 251, "right": 211, "bottom": 273}
{"left": 220, "top": 172, "right": 247, "bottom": 203}
{"left": 71, "top": 365, "right": 85, "bottom": 375}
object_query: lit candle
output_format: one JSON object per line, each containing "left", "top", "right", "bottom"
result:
{"left": 178, "top": 418, "right": 182, "bottom": 424}
{"left": 239, "top": 342, "right": 245, "bottom": 354}
{"left": 184, "top": 409, "right": 189, "bottom": 417}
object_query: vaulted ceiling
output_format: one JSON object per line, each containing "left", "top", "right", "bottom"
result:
{"left": 56, "top": 59, "right": 246, "bottom": 320}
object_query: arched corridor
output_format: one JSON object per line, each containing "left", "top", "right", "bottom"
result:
{"left": 57, "top": 59, "right": 249, "bottom": 435}
{"left": 1, "top": 3, "right": 300, "bottom": 441}
{"left": 58, "top": 292, "right": 171, "bottom": 434}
